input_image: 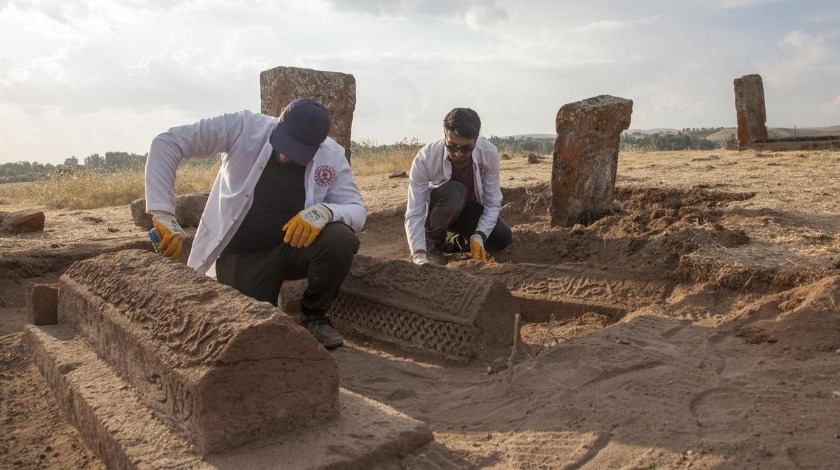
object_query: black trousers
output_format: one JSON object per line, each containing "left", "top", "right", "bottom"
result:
{"left": 426, "top": 180, "right": 512, "bottom": 251}
{"left": 216, "top": 222, "right": 359, "bottom": 315}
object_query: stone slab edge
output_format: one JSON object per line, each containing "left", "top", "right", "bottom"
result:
{"left": 750, "top": 140, "right": 840, "bottom": 151}
{"left": 24, "top": 324, "right": 432, "bottom": 470}
{"left": 476, "top": 263, "right": 673, "bottom": 316}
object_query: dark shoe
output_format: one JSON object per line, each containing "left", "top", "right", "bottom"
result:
{"left": 443, "top": 232, "right": 470, "bottom": 253}
{"left": 426, "top": 245, "right": 448, "bottom": 265}
{"left": 301, "top": 314, "right": 344, "bottom": 349}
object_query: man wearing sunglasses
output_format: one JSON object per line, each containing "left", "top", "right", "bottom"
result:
{"left": 405, "top": 107, "right": 512, "bottom": 265}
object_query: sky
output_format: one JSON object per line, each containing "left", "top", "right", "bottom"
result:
{"left": 1, "top": 0, "right": 838, "bottom": 165}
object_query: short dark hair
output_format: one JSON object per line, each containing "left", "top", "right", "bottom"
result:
{"left": 443, "top": 108, "right": 481, "bottom": 139}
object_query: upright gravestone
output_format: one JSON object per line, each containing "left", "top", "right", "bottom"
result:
{"left": 551, "top": 95, "right": 632, "bottom": 227}
{"left": 260, "top": 66, "right": 356, "bottom": 161}
{"left": 734, "top": 74, "right": 768, "bottom": 149}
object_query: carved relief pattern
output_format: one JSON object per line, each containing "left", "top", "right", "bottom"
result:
{"left": 63, "top": 253, "right": 272, "bottom": 366}
{"left": 333, "top": 293, "right": 476, "bottom": 359}
{"left": 343, "top": 260, "right": 487, "bottom": 321}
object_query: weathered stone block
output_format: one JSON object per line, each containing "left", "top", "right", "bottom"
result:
{"left": 24, "top": 324, "right": 206, "bottom": 469}
{"left": 734, "top": 74, "right": 768, "bottom": 149}
{"left": 129, "top": 198, "right": 153, "bottom": 229}
{"left": 551, "top": 95, "right": 632, "bottom": 227}
{"left": 174, "top": 192, "right": 209, "bottom": 227}
{"left": 130, "top": 193, "right": 209, "bottom": 229}
{"left": 24, "top": 323, "right": 432, "bottom": 470}
{"left": 57, "top": 249, "right": 339, "bottom": 454}
{"left": 260, "top": 66, "right": 356, "bottom": 161}
{"left": 25, "top": 283, "right": 58, "bottom": 325}
{"left": 468, "top": 263, "right": 672, "bottom": 323}
{"left": 282, "top": 256, "right": 518, "bottom": 362}
{"left": 1, "top": 209, "right": 45, "bottom": 233}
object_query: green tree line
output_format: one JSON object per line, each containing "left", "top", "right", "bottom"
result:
{"left": 0, "top": 151, "right": 149, "bottom": 184}
{"left": 0, "top": 151, "right": 221, "bottom": 184}
{"left": 620, "top": 131, "right": 719, "bottom": 151}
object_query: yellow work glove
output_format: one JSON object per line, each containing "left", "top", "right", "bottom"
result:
{"left": 283, "top": 204, "right": 333, "bottom": 248}
{"left": 151, "top": 211, "right": 186, "bottom": 261}
{"left": 469, "top": 233, "right": 487, "bottom": 262}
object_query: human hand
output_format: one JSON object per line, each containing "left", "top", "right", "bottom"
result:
{"left": 151, "top": 211, "right": 186, "bottom": 261}
{"left": 283, "top": 204, "right": 333, "bottom": 248}
{"left": 411, "top": 251, "right": 428, "bottom": 265}
{"left": 469, "top": 233, "right": 487, "bottom": 262}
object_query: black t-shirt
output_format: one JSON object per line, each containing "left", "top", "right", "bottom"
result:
{"left": 223, "top": 155, "right": 306, "bottom": 254}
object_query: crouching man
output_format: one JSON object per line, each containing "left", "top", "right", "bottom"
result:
{"left": 405, "top": 107, "right": 512, "bottom": 265}
{"left": 144, "top": 98, "right": 366, "bottom": 349}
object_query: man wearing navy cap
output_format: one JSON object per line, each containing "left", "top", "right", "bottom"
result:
{"left": 145, "top": 98, "right": 366, "bottom": 349}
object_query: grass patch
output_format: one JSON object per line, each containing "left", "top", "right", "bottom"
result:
{"left": 351, "top": 140, "right": 421, "bottom": 176}
{"left": 0, "top": 143, "right": 448, "bottom": 210}
{"left": 0, "top": 163, "right": 220, "bottom": 210}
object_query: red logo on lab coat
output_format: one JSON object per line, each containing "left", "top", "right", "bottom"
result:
{"left": 314, "top": 165, "right": 336, "bottom": 186}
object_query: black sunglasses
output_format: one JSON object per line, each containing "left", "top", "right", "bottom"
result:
{"left": 445, "top": 141, "right": 476, "bottom": 154}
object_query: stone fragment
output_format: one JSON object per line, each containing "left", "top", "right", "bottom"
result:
{"left": 131, "top": 193, "right": 209, "bottom": 229}
{"left": 260, "top": 66, "right": 356, "bottom": 161}
{"left": 25, "top": 283, "right": 58, "bottom": 325}
{"left": 734, "top": 74, "right": 768, "bottom": 149}
{"left": 25, "top": 321, "right": 432, "bottom": 470}
{"left": 281, "top": 255, "right": 518, "bottom": 362}
{"left": 174, "top": 192, "right": 208, "bottom": 227}
{"left": 1, "top": 209, "right": 45, "bottom": 233}
{"left": 551, "top": 95, "right": 633, "bottom": 227}
{"left": 130, "top": 198, "right": 152, "bottom": 229}
{"left": 57, "top": 249, "right": 339, "bottom": 454}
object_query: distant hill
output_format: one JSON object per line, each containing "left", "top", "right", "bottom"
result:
{"left": 706, "top": 126, "right": 840, "bottom": 144}
{"left": 625, "top": 128, "right": 680, "bottom": 135}
{"left": 505, "top": 134, "right": 555, "bottom": 139}
{"left": 502, "top": 126, "right": 840, "bottom": 149}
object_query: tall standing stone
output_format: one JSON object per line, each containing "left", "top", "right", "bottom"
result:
{"left": 260, "top": 66, "right": 356, "bottom": 161}
{"left": 551, "top": 95, "right": 632, "bottom": 227}
{"left": 734, "top": 74, "right": 768, "bottom": 149}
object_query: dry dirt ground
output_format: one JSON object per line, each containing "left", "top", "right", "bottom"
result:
{"left": 2, "top": 148, "right": 840, "bottom": 469}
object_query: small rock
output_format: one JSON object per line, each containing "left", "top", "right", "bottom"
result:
{"left": 130, "top": 198, "right": 153, "bottom": 229}
{"left": 1, "top": 209, "right": 45, "bottom": 234}
{"left": 388, "top": 171, "right": 407, "bottom": 178}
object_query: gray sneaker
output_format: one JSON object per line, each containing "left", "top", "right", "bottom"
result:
{"left": 301, "top": 315, "right": 344, "bottom": 349}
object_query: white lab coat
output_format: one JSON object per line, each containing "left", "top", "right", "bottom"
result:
{"left": 145, "top": 110, "right": 366, "bottom": 275}
{"left": 404, "top": 137, "right": 502, "bottom": 254}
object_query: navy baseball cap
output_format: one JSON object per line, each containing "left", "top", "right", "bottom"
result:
{"left": 269, "top": 98, "right": 332, "bottom": 166}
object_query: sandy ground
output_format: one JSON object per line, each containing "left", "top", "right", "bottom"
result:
{"left": 2, "top": 148, "right": 840, "bottom": 469}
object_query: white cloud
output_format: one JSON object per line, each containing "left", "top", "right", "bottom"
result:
{"left": 575, "top": 16, "right": 659, "bottom": 32}
{"left": 1, "top": 0, "right": 839, "bottom": 164}
{"left": 706, "top": 0, "right": 785, "bottom": 9}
